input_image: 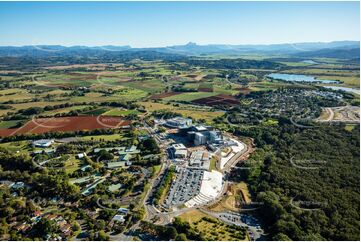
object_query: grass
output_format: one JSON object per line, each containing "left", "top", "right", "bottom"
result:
{"left": 208, "top": 182, "right": 251, "bottom": 212}
{"left": 162, "top": 92, "right": 217, "bottom": 102}
{"left": 0, "top": 120, "right": 23, "bottom": 129}
{"left": 209, "top": 157, "right": 217, "bottom": 171}
{"left": 138, "top": 101, "right": 224, "bottom": 122}
{"left": 178, "top": 210, "right": 208, "bottom": 224}
{"left": 63, "top": 156, "right": 81, "bottom": 174}
{"left": 80, "top": 134, "right": 126, "bottom": 141}
{"left": 152, "top": 165, "right": 161, "bottom": 176}
{"left": 121, "top": 79, "right": 165, "bottom": 94}
{"left": 0, "top": 141, "right": 29, "bottom": 153}
{"left": 41, "top": 105, "right": 92, "bottom": 116}
{"left": 102, "top": 108, "right": 140, "bottom": 116}
{"left": 345, "top": 124, "right": 357, "bottom": 131}
{"left": 80, "top": 107, "right": 110, "bottom": 115}
{"left": 262, "top": 119, "right": 279, "bottom": 126}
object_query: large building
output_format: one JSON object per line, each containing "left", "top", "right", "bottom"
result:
{"left": 169, "top": 143, "right": 188, "bottom": 158}
{"left": 189, "top": 150, "right": 210, "bottom": 169}
{"left": 187, "top": 125, "right": 223, "bottom": 146}
{"left": 32, "top": 139, "right": 54, "bottom": 148}
{"left": 194, "top": 132, "right": 207, "bottom": 146}
{"left": 165, "top": 117, "right": 192, "bottom": 128}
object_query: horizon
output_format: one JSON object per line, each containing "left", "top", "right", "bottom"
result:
{"left": 0, "top": 40, "right": 360, "bottom": 48}
{"left": 0, "top": 1, "right": 359, "bottom": 47}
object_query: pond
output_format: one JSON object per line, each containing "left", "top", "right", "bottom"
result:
{"left": 267, "top": 73, "right": 340, "bottom": 84}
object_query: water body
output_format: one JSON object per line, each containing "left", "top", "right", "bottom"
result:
{"left": 323, "top": 86, "right": 360, "bottom": 95}
{"left": 267, "top": 73, "right": 340, "bottom": 84}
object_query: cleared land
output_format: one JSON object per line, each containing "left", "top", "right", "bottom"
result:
{"left": 192, "top": 94, "right": 240, "bottom": 106}
{"left": 0, "top": 116, "right": 131, "bottom": 137}
{"left": 317, "top": 106, "right": 360, "bottom": 123}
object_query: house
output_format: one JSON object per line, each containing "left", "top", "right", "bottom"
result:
{"left": 32, "top": 148, "right": 56, "bottom": 155}
{"left": 80, "top": 165, "right": 91, "bottom": 172}
{"left": 60, "top": 223, "right": 72, "bottom": 235}
{"left": 45, "top": 214, "right": 58, "bottom": 221}
{"left": 32, "top": 139, "right": 54, "bottom": 148}
{"left": 112, "top": 214, "right": 125, "bottom": 223}
{"left": 107, "top": 162, "right": 126, "bottom": 169}
{"left": 117, "top": 208, "right": 129, "bottom": 214}
{"left": 76, "top": 153, "right": 86, "bottom": 159}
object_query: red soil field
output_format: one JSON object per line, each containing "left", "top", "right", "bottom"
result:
{"left": 149, "top": 92, "right": 182, "bottom": 99}
{"left": 192, "top": 94, "right": 240, "bottom": 106}
{"left": 0, "top": 116, "right": 131, "bottom": 137}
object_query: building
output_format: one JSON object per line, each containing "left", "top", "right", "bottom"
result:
{"left": 76, "top": 153, "right": 86, "bottom": 159}
{"left": 112, "top": 214, "right": 125, "bottom": 223}
{"left": 169, "top": 143, "right": 188, "bottom": 158}
{"left": 209, "top": 131, "right": 223, "bottom": 144}
{"left": 165, "top": 117, "right": 192, "bottom": 128}
{"left": 189, "top": 150, "right": 210, "bottom": 169}
{"left": 118, "top": 208, "right": 129, "bottom": 214}
{"left": 194, "top": 132, "right": 207, "bottom": 146}
{"left": 32, "top": 139, "right": 54, "bottom": 148}
{"left": 107, "top": 162, "right": 126, "bottom": 169}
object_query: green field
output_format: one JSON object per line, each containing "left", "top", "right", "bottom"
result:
{"left": 102, "top": 108, "right": 140, "bottom": 116}
{"left": 162, "top": 92, "right": 217, "bottom": 102}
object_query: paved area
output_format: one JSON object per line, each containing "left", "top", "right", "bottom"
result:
{"left": 164, "top": 167, "right": 203, "bottom": 208}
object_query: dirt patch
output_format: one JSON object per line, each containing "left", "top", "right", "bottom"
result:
{"left": 192, "top": 94, "right": 240, "bottom": 106}
{"left": 44, "top": 64, "right": 107, "bottom": 70}
{"left": 317, "top": 106, "right": 360, "bottom": 123}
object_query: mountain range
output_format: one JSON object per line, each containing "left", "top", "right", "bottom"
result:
{"left": 0, "top": 41, "right": 359, "bottom": 59}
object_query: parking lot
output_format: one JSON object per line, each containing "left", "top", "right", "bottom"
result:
{"left": 164, "top": 167, "right": 203, "bottom": 208}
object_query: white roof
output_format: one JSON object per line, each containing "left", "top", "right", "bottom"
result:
{"left": 185, "top": 170, "right": 223, "bottom": 207}
{"left": 194, "top": 126, "right": 208, "bottom": 131}
{"left": 113, "top": 215, "right": 125, "bottom": 222}
{"left": 172, "top": 143, "right": 186, "bottom": 150}
{"left": 200, "top": 170, "right": 223, "bottom": 198}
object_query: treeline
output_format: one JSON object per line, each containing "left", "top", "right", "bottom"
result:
{"left": 139, "top": 217, "right": 205, "bottom": 241}
{"left": 153, "top": 166, "right": 175, "bottom": 205}
{"left": 182, "top": 58, "right": 284, "bottom": 70}
{"left": 235, "top": 123, "right": 360, "bottom": 240}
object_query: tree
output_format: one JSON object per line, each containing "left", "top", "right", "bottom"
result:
{"left": 97, "top": 230, "right": 109, "bottom": 241}
{"left": 175, "top": 233, "right": 187, "bottom": 241}
{"left": 165, "top": 226, "right": 178, "bottom": 240}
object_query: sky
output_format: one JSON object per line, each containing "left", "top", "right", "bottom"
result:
{"left": 0, "top": 1, "right": 359, "bottom": 47}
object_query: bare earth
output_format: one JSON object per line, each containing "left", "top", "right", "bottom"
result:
{"left": 317, "top": 106, "right": 360, "bottom": 123}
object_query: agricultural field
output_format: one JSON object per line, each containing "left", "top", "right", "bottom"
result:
{"left": 138, "top": 101, "right": 225, "bottom": 122}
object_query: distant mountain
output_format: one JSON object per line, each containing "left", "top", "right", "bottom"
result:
{"left": 0, "top": 41, "right": 359, "bottom": 58}
{"left": 292, "top": 47, "right": 360, "bottom": 59}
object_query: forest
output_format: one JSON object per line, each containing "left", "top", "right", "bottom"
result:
{"left": 235, "top": 123, "right": 360, "bottom": 240}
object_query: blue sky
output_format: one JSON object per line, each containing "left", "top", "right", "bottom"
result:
{"left": 0, "top": 1, "right": 359, "bottom": 47}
